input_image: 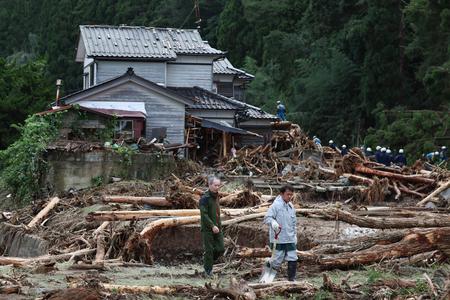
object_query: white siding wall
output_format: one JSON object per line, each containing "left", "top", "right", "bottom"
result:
{"left": 96, "top": 61, "right": 166, "bottom": 86}
{"left": 167, "top": 63, "right": 212, "bottom": 90}
{"left": 72, "top": 82, "right": 185, "bottom": 144}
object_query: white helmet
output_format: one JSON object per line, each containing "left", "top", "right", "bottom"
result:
{"left": 313, "top": 136, "right": 317, "bottom": 139}
{"left": 329, "top": 140, "right": 333, "bottom": 144}
{"left": 435, "top": 151, "right": 439, "bottom": 155}
{"left": 399, "top": 149, "right": 404, "bottom": 153}
{"left": 376, "top": 146, "right": 381, "bottom": 151}
{"left": 277, "top": 101, "right": 281, "bottom": 104}
{"left": 342, "top": 145, "right": 346, "bottom": 148}
{"left": 381, "top": 147, "right": 386, "bottom": 152}
{"left": 443, "top": 146, "right": 446, "bottom": 150}
{"left": 367, "top": 148, "right": 372, "bottom": 152}
{"left": 386, "top": 149, "right": 391, "bottom": 154}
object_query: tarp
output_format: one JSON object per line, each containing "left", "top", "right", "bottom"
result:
{"left": 76, "top": 101, "right": 147, "bottom": 115}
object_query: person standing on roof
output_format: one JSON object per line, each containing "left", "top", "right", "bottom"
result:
{"left": 276, "top": 101, "right": 287, "bottom": 121}
{"left": 394, "top": 149, "right": 407, "bottom": 167}
{"left": 440, "top": 146, "right": 447, "bottom": 162}
{"left": 328, "top": 140, "right": 336, "bottom": 151}
{"left": 341, "top": 145, "right": 348, "bottom": 157}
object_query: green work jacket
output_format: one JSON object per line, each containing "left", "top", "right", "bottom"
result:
{"left": 199, "top": 189, "right": 222, "bottom": 232}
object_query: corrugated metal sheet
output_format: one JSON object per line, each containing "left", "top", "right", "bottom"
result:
{"left": 79, "top": 25, "right": 225, "bottom": 59}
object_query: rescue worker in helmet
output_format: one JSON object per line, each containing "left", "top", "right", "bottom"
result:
{"left": 341, "top": 145, "right": 348, "bottom": 157}
{"left": 425, "top": 151, "right": 439, "bottom": 165}
{"left": 394, "top": 149, "right": 407, "bottom": 167}
{"left": 386, "top": 149, "right": 393, "bottom": 166}
{"left": 375, "top": 146, "right": 382, "bottom": 163}
{"left": 365, "top": 148, "right": 372, "bottom": 158}
{"left": 379, "top": 147, "right": 388, "bottom": 166}
{"left": 440, "top": 146, "right": 447, "bottom": 162}
{"left": 313, "top": 136, "right": 321, "bottom": 147}
{"left": 276, "top": 101, "right": 287, "bottom": 121}
{"left": 328, "top": 140, "right": 336, "bottom": 151}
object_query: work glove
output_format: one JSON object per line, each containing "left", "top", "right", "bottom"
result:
{"left": 272, "top": 221, "right": 280, "bottom": 230}
{"left": 294, "top": 236, "right": 297, "bottom": 244}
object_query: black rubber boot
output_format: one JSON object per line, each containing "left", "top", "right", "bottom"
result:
{"left": 287, "top": 261, "right": 297, "bottom": 281}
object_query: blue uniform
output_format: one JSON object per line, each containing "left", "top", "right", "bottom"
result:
{"left": 425, "top": 153, "right": 437, "bottom": 165}
{"left": 379, "top": 152, "right": 389, "bottom": 166}
{"left": 394, "top": 154, "right": 407, "bottom": 167}
{"left": 313, "top": 138, "right": 321, "bottom": 147}
{"left": 277, "top": 104, "right": 286, "bottom": 121}
{"left": 375, "top": 151, "right": 381, "bottom": 163}
{"left": 341, "top": 149, "right": 348, "bottom": 157}
{"left": 440, "top": 150, "right": 447, "bottom": 162}
{"left": 387, "top": 154, "right": 393, "bottom": 166}
{"left": 365, "top": 152, "right": 372, "bottom": 157}
{"left": 329, "top": 144, "right": 336, "bottom": 151}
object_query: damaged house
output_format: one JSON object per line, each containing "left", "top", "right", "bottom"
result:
{"left": 61, "top": 25, "right": 276, "bottom": 148}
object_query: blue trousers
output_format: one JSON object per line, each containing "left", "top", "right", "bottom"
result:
{"left": 277, "top": 113, "right": 286, "bottom": 121}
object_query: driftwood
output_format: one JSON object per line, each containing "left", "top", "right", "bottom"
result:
{"left": 0, "top": 285, "right": 20, "bottom": 294}
{"left": 251, "top": 281, "right": 318, "bottom": 297}
{"left": 234, "top": 247, "right": 316, "bottom": 259}
{"left": 69, "top": 262, "right": 105, "bottom": 270}
{"left": 86, "top": 207, "right": 270, "bottom": 222}
{"left": 354, "top": 164, "right": 435, "bottom": 185}
{"left": 416, "top": 179, "right": 450, "bottom": 207}
{"left": 102, "top": 284, "right": 176, "bottom": 294}
{"left": 322, "top": 207, "right": 450, "bottom": 229}
{"left": 102, "top": 196, "right": 171, "bottom": 207}
{"left": 206, "top": 278, "right": 256, "bottom": 300}
{"left": 392, "top": 181, "right": 401, "bottom": 200}
{"left": 222, "top": 212, "right": 266, "bottom": 226}
{"left": 28, "top": 197, "right": 60, "bottom": 228}
{"left": 94, "top": 232, "right": 105, "bottom": 263}
{"left": 0, "top": 249, "right": 96, "bottom": 266}
{"left": 92, "top": 221, "right": 111, "bottom": 237}
{"left": 219, "top": 189, "right": 261, "bottom": 207}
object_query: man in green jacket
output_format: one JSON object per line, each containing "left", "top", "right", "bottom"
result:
{"left": 200, "top": 176, "right": 225, "bottom": 277}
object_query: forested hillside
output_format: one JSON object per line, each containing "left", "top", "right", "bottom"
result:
{"left": 1, "top": 0, "right": 450, "bottom": 159}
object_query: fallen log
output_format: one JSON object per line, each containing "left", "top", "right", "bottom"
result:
{"left": 251, "top": 281, "right": 317, "bottom": 297}
{"left": 69, "top": 263, "right": 105, "bottom": 270}
{"left": 416, "top": 179, "right": 450, "bottom": 207}
{"left": 307, "top": 227, "right": 450, "bottom": 271}
{"left": 0, "top": 249, "right": 96, "bottom": 266}
{"left": 222, "top": 212, "right": 266, "bottom": 226}
{"left": 86, "top": 207, "right": 270, "bottom": 221}
{"left": 234, "top": 247, "right": 316, "bottom": 259}
{"left": 322, "top": 207, "right": 450, "bottom": 229}
{"left": 102, "top": 284, "right": 176, "bottom": 294}
{"left": 0, "top": 285, "right": 20, "bottom": 294}
{"left": 354, "top": 164, "right": 436, "bottom": 185}
{"left": 28, "top": 197, "right": 60, "bottom": 228}
{"left": 94, "top": 232, "right": 105, "bottom": 263}
{"left": 206, "top": 278, "right": 256, "bottom": 300}
{"left": 102, "top": 196, "right": 171, "bottom": 207}
{"left": 92, "top": 221, "right": 111, "bottom": 237}
{"left": 342, "top": 173, "right": 373, "bottom": 186}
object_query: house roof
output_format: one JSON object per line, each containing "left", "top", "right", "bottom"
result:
{"left": 36, "top": 105, "right": 145, "bottom": 118}
{"left": 75, "top": 25, "right": 226, "bottom": 61}
{"left": 213, "top": 58, "right": 254, "bottom": 80}
{"left": 170, "top": 86, "right": 277, "bottom": 120}
{"left": 58, "top": 68, "right": 194, "bottom": 107}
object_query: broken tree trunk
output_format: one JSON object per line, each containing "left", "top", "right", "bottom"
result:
{"left": 416, "top": 179, "right": 450, "bottom": 207}
{"left": 234, "top": 247, "right": 316, "bottom": 259}
{"left": 307, "top": 227, "right": 450, "bottom": 271}
{"left": 28, "top": 197, "right": 60, "bottom": 228}
{"left": 322, "top": 207, "right": 450, "bottom": 229}
{"left": 102, "top": 196, "right": 171, "bottom": 207}
{"left": 341, "top": 173, "right": 373, "bottom": 186}
{"left": 206, "top": 278, "right": 256, "bottom": 300}
{"left": 354, "top": 164, "right": 436, "bottom": 185}
{"left": 94, "top": 232, "right": 105, "bottom": 263}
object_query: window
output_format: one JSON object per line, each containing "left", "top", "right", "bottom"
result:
{"left": 114, "top": 120, "right": 134, "bottom": 139}
{"left": 90, "top": 64, "right": 95, "bottom": 86}
{"left": 84, "top": 74, "right": 89, "bottom": 89}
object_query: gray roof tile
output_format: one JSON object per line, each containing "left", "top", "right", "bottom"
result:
{"left": 170, "top": 87, "right": 277, "bottom": 120}
{"left": 79, "top": 25, "right": 225, "bottom": 59}
{"left": 213, "top": 58, "right": 254, "bottom": 79}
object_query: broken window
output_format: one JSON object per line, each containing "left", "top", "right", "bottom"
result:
{"left": 114, "top": 120, "right": 133, "bottom": 139}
